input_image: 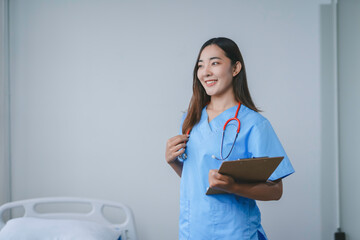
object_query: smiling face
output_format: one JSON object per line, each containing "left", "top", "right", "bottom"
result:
{"left": 197, "top": 44, "right": 241, "bottom": 99}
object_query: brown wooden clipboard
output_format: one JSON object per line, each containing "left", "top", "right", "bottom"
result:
{"left": 206, "top": 156, "right": 284, "bottom": 195}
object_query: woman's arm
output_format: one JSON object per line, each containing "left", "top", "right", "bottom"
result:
{"left": 165, "top": 134, "right": 188, "bottom": 177}
{"left": 208, "top": 169, "right": 283, "bottom": 201}
{"left": 168, "top": 159, "right": 183, "bottom": 177}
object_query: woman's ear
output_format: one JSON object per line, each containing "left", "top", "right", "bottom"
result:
{"left": 233, "top": 61, "right": 242, "bottom": 77}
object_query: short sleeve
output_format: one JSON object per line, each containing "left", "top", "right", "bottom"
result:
{"left": 247, "top": 119, "right": 294, "bottom": 181}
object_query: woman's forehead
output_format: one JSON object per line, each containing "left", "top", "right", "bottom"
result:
{"left": 199, "top": 44, "right": 227, "bottom": 61}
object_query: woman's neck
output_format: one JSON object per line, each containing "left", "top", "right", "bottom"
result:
{"left": 207, "top": 95, "right": 238, "bottom": 112}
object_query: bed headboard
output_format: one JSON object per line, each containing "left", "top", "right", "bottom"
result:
{"left": 0, "top": 197, "right": 137, "bottom": 240}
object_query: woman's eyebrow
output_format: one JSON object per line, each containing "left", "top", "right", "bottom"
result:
{"left": 198, "top": 57, "right": 222, "bottom": 63}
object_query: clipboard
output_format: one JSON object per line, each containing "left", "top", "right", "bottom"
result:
{"left": 206, "top": 156, "right": 284, "bottom": 195}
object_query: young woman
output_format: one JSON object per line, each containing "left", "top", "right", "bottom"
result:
{"left": 165, "top": 37, "right": 294, "bottom": 240}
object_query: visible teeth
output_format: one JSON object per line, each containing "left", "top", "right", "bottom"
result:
{"left": 207, "top": 80, "right": 216, "bottom": 84}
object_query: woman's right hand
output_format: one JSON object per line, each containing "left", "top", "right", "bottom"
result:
{"left": 165, "top": 134, "right": 189, "bottom": 164}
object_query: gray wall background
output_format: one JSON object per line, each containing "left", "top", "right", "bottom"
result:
{"left": 1, "top": 0, "right": 358, "bottom": 239}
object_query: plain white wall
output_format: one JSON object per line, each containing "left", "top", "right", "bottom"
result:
{"left": 7, "top": 0, "right": 334, "bottom": 239}
{"left": 338, "top": 1, "right": 360, "bottom": 239}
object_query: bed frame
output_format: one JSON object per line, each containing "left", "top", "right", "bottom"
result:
{"left": 0, "top": 197, "right": 137, "bottom": 240}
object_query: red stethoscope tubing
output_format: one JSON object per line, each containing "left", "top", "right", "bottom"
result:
{"left": 223, "top": 103, "right": 241, "bottom": 133}
{"left": 216, "top": 102, "right": 241, "bottom": 160}
{"left": 179, "top": 102, "right": 241, "bottom": 161}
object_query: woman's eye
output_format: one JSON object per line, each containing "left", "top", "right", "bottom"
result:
{"left": 212, "top": 62, "right": 219, "bottom": 65}
{"left": 198, "top": 65, "right": 203, "bottom": 68}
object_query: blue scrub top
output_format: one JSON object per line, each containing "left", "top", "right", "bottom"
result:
{"left": 178, "top": 104, "right": 294, "bottom": 240}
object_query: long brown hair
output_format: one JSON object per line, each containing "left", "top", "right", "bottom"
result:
{"left": 182, "top": 37, "right": 259, "bottom": 134}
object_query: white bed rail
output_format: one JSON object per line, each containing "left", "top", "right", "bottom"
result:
{"left": 0, "top": 197, "right": 137, "bottom": 240}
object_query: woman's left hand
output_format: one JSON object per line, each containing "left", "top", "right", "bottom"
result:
{"left": 208, "top": 169, "right": 235, "bottom": 193}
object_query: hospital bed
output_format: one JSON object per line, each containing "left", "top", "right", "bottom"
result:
{"left": 0, "top": 197, "right": 137, "bottom": 240}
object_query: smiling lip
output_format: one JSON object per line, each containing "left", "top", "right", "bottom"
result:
{"left": 205, "top": 80, "right": 217, "bottom": 87}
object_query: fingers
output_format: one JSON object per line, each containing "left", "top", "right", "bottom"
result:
{"left": 167, "top": 135, "right": 189, "bottom": 151}
{"left": 167, "top": 135, "right": 189, "bottom": 153}
{"left": 209, "top": 169, "right": 227, "bottom": 181}
{"left": 168, "top": 147, "right": 185, "bottom": 161}
{"left": 208, "top": 169, "right": 235, "bottom": 190}
{"left": 171, "top": 142, "right": 187, "bottom": 153}
{"left": 165, "top": 134, "right": 189, "bottom": 163}
{"left": 209, "top": 169, "right": 229, "bottom": 181}
{"left": 209, "top": 169, "right": 220, "bottom": 179}
{"left": 167, "top": 134, "right": 189, "bottom": 146}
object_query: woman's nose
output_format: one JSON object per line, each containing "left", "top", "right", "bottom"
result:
{"left": 202, "top": 64, "right": 212, "bottom": 77}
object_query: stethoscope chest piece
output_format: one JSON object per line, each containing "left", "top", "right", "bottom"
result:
{"left": 178, "top": 153, "right": 187, "bottom": 161}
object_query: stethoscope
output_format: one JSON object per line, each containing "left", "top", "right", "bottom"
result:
{"left": 178, "top": 102, "right": 241, "bottom": 161}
